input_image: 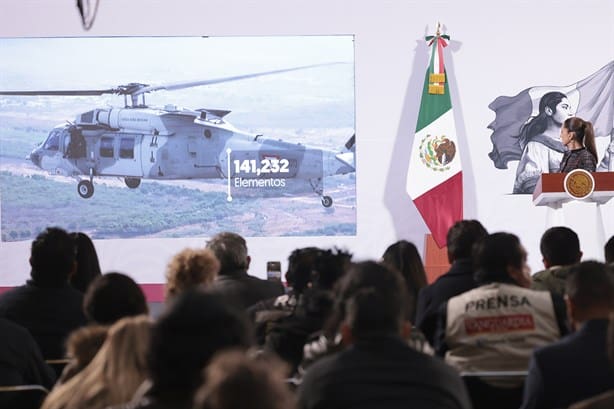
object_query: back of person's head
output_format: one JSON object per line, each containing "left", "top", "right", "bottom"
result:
{"left": 311, "top": 247, "right": 352, "bottom": 291}
{"left": 30, "top": 226, "right": 76, "bottom": 286}
{"left": 42, "top": 315, "right": 151, "bottom": 409}
{"left": 58, "top": 324, "right": 109, "bottom": 384}
{"left": 609, "top": 313, "right": 614, "bottom": 370}
{"left": 474, "top": 232, "right": 528, "bottom": 286}
{"left": 285, "top": 247, "right": 323, "bottom": 295}
{"left": 165, "top": 248, "right": 220, "bottom": 300}
{"left": 83, "top": 272, "right": 148, "bottom": 325}
{"left": 148, "top": 290, "right": 253, "bottom": 399}
{"left": 540, "top": 226, "right": 582, "bottom": 267}
{"left": 206, "top": 232, "right": 249, "bottom": 275}
{"left": 382, "top": 240, "right": 427, "bottom": 292}
{"left": 446, "top": 219, "right": 488, "bottom": 263}
{"left": 605, "top": 235, "right": 614, "bottom": 264}
{"left": 329, "top": 261, "right": 408, "bottom": 340}
{"left": 193, "top": 350, "right": 295, "bottom": 409}
{"left": 565, "top": 261, "right": 614, "bottom": 318}
{"left": 70, "top": 231, "right": 102, "bottom": 292}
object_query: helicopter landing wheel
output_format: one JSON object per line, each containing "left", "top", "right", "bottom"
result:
{"left": 77, "top": 180, "right": 94, "bottom": 199}
{"left": 125, "top": 177, "right": 141, "bottom": 189}
{"left": 321, "top": 195, "right": 333, "bottom": 208}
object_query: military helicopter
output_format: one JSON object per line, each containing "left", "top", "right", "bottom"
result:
{"left": 0, "top": 64, "right": 355, "bottom": 207}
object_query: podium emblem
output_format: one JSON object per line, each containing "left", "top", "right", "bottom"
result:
{"left": 563, "top": 169, "right": 595, "bottom": 200}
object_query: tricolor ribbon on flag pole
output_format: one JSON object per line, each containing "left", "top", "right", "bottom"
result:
{"left": 406, "top": 23, "right": 463, "bottom": 248}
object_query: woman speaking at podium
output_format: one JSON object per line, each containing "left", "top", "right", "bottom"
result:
{"left": 558, "top": 117, "right": 598, "bottom": 172}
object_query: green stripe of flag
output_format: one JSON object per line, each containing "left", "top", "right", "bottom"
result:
{"left": 415, "top": 51, "right": 452, "bottom": 133}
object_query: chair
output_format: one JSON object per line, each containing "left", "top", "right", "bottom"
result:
{"left": 45, "top": 358, "right": 70, "bottom": 379}
{"left": 460, "top": 371, "right": 527, "bottom": 409}
{"left": 0, "top": 385, "right": 49, "bottom": 409}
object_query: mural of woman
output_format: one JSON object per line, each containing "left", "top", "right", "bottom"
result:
{"left": 513, "top": 91, "right": 574, "bottom": 194}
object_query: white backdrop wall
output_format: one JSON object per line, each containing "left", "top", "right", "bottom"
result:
{"left": 1, "top": 0, "right": 613, "bottom": 285}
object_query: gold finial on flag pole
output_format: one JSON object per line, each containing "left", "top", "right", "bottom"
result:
{"left": 436, "top": 21, "right": 441, "bottom": 37}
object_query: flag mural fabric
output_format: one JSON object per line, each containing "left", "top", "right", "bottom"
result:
{"left": 488, "top": 60, "right": 614, "bottom": 170}
{"left": 406, "top": 28, "right": 463, "bottom": 248}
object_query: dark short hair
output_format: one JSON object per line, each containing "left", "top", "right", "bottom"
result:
{"left": 474, "top": 232, "right": 524, "bottom": 284}
{"left": 540, "top": 226, "right": 581, "bottom": 266}
{"left": 206, "top": 232, "right": 249, "bottom": 275}
{"left": 565, "top": 261, "right": 614, "bottom": 310}
{"left": 83, "top": 272, "right": 148, "bottom": 324}
{"left": 30, "top": 226, "right": 76, "bottom": 286}
{"left": 446, "top": 220, "right": 488, "bottom": 261}
{"left": 605, "top": 235, "right": 614, "bottom": 264}
{"left": 148, "top": 291, "right": 253, "bottom": 397}
{"left": 285, "top": 247, "right": 323, "bottom": 295}
{"left": 331, "top": 261, "right": 407, "bottom": 339}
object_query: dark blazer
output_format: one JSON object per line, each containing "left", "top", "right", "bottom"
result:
{"left": 298, "top": 335, "right": 472, "bottom": 409}
{"left": 0, "top": 318, "right": 56, "bottom": 388}
{"left": 0, "top": 281, "right": 87, "bottom": 359}
{"left": 206, "top": 270, "right": 284, "bottom": 310}
{"left": 520, "top": 319, "right": 614, "bottom": 409}
{"left": 415, "top": 258, "right": 478, "bottom": 345}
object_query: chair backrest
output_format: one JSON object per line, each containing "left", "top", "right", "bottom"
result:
{"left": 0, "top": 385, "right": 49, "bottom": 409}
{"left": 45, "top": 358, "right": 71, "bottom": 379}
{"left": 460, "top": 371, "right": 528, "bottom": 409}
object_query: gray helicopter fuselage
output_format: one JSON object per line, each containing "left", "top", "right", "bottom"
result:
{"left": 28, "top": 105, "right": 354, "bottom": 183}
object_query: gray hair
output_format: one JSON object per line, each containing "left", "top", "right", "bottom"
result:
{"left": 206, "top": 232, "right": 249, "bottom": 275}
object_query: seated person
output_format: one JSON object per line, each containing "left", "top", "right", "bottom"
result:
{"left": 56, "top": 324, "right": 108, "bottom": 384}
{"left": 193, "top": 350, "right": 295, "bottom": 409}
{"left": 0, "top": 318, "right": 56, "bottom": 389}
{"left": 531, "top": 226, "right": 583, "bottom": 295}
{"left": 298, "top": 261, "right": 471, "bottom": 409}
{"left": 165, "top": 247, "right": 220, "bottom": 301}
{"left": 416, "top": 219, "right": 488, "bottom": 345}
{"left": 0, "top": 227, "right": 87, "bottom": 359}
{"left": 434, "top": 233, "right": 568, "bottom": 409}
{"left": 205, "top": 232, "right": 284, "bottom": 309}
{"left": 520, "top": 261, "right": 614, "bottom": 409}
{"left": 84, "top": 272, "right": 148, "bottom": 325}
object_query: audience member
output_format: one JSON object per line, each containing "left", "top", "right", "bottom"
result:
{"left": 415, "top": 219, "right": 488, "bottom": 345}
{"left": 434, "top": 232, "right": 568, "bottom": 409}
{"left": 113, "top": 291, "right": 253, "bottom": 409}
{"left": 605, "top": 235, "right": 614, "bottom": 265}
{"left": 165, "top": 247, "right": 220, "bottom": 301}
{"left": 531, "top": 226, "right": 582, "bottom": 295}
{"left": 0, "top": 227, "right": 87, "bottom": 359}
{"left": 248, "top": 247, "right": 324, "bottom": 345}
{"left": 192, "top": 350, "right": 296, "bottom": 409}
{"left": 83, "top": 272, "right": 148, "bottom": 325}
{"left": 69, "top": 232, "right": 102, "bottom": 293}
{"left": 569, "top": 313, "right": 614, "bottom": 409}
{"left": 42, "top": 315, "right": 151, "bottom": 409}
{"left": 298, "top": 261, "right": 471, "bottom": 409}
{"left": 205, "top": 232, "right": 284, "bottom": 309}
{"left": 0, "top": 317, "right": 56, "bottom": 389}
{"left": 381, "top": 240, "right": 427, "bottom": 323}
{"left": 56, "top": 324, "right": 109, "bottom": 384}
{"left": 520, "top": 261, "right": 614, "bottom": 409}
{"left": 265, "top": 248, "right": 351, "bottom": 373}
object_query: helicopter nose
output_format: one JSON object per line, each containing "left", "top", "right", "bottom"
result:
{"left": 28, "top": 151, "right": 41, "bottom": 168}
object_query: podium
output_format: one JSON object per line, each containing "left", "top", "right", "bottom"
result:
{"left": 533, "top": 171, "right": 614, "bottom": 207}
{"left": 532, "top": 171, "right": 614, "bottom": 262}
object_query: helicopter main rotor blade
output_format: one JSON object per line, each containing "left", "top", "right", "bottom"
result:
{"left": 0, "top": 89, "right": 118, "bottom": 96}
{"left": 134, "top": 62, "right": 343, "bottom": 95}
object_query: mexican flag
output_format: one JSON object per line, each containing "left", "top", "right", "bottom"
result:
{"left": 406, "top": 28, "right": 463, "bottom": 248}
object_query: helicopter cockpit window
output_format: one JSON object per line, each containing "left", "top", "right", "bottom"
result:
{"left": 119, "top": 138, "right": 134, "bottom": 159}
{"left": 43, "top": 130, "right": 60, "bottom": 151}
{"left": 100, "top": 137, "right": 114, "bottom": 158}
